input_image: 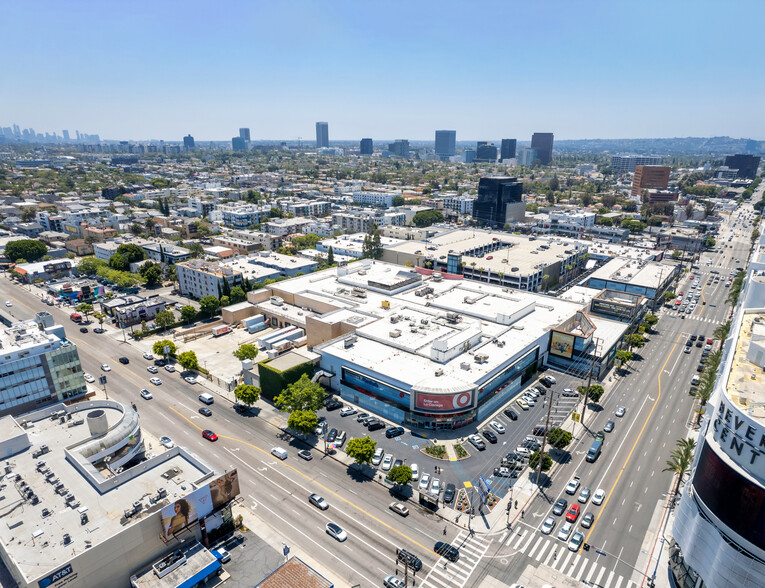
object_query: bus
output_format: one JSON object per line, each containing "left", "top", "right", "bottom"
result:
{"left": 586, "top": 439, "right": 603, "bottom": 463}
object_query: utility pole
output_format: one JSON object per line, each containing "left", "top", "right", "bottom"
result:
{"left": 579, "top": 337, "right": 601, "bottom": 431}
{"left": 536, "top": 389, "right": 555, "bottom": 488}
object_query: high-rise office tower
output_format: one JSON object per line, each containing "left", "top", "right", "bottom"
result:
{"left": 610, "top": 155, "right": 662, "bottom": 175}
{"left": 631, "top": 165, "right": 670, "bottom": 196}
{"left": 435, "top": 130, "right": 456, "bottom": 158}
{"left": 183, "top": 134, "right": 195, "bottom": 150}
{"left": 473, "top": 177, "right": 524, "bottom": 227}
{"left": 232, "top": 137, "right": 247, "bottom": 151}
{"left": 500, "top": 139, "right": 517, "bottom": 160}
{"left": 724, "top": 154, "right": 761, "bottom": 179}
{"left": 531, "top": 133, "right": 554, "bottom": 165}
{"left": 475, "top": 142, "right": 498, "bottom": 162}
{"left": 316, "top": 122, "right": 329, "bottom": 148}
{"left": 388, "top": 140, "right": 410, "bottom": 158}
{"left": 360, "top": 138, "right": 373, "bottom": 155}
{"left": 239, "top": 128, "right": 251, "bottom": 143}
{"left": 62, "top": 130, "right": 70, "bottom": 142}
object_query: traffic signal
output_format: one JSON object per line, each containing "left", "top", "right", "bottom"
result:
{"left": 583, "top": 543, "right": 590, "bottom": 551}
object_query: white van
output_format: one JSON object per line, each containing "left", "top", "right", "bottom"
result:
{"left": 271, "top": 447, "right": 288, "bottom": 460}
{"left": 199, "top": 393, "right": 214, "bottom": 405}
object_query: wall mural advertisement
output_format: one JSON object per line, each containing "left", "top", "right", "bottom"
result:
{"left": 160, "top": 470, "right": 240, "bottom": 538}
{"left": 415, "top": 391, "right": 473, "bottom": 412}
{"left": 550, "top": 331, "right": 575, "bottom": 359}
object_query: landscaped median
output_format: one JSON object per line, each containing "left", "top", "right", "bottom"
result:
{"left": 421, "top": 439, "right": 470, "bottom": 461}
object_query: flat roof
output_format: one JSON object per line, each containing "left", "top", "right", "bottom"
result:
{"left": 0, "top": 401, "right": 214, "bottom": 582}
{"left": 726, "top": 312, "right": 765, "bottom": 424}
{"left": 255, "top": 556, "right": 333, "bottom": 588}
{"left": 587, "top": 257, "right": 672, "bottom": 289}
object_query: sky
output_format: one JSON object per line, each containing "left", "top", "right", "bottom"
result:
{"left": 2, "top": 0, "right": 764, "bottom": 142}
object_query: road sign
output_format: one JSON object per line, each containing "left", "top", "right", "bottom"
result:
{"left": 571, "top": 412, "right": 580, "bottom": 422}
{"left": 99, "top": 376, "right": 107, "bottom": 385}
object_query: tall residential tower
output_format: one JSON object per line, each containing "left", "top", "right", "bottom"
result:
{"left": 316, "top": 122, "right": 329, "bottom": 148}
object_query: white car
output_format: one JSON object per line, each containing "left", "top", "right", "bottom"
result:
{"left": 430, "top": 478, "right": 441, "bottom": 496}
{"left": 540, "top": 516, "right": 556, "bottom": 535}
{"left": 557, "top": 521, "right": 573, "bottom": 541}
{"left": 372, "top": 447, "right": 385, "bottom": 466}
{"left": 562, "top": 388, "right": 578, "bottom": 397}
{"left": 339, "top": 406, "right": 357, "bottom": 417}
{"left": 83, "top": 373, "right": 95, "bottom": 383}
{"left": 565, "top": 476, "right": 581, "bottom": 495}
{"left": 140, "top": 389, "right": 153, "bottom": 400}
{"left": 325, "top": 522, "right": 347, "bottom": 542}
{"left": 410, "top": 463, "right": 419, "bottom": 481}
{"left": 159, "top": 436, "right": 174, "bottom": 449}
{"left": 522, "top": 395, "right": 536, "bottom": 407}
{"left": 164, "top": 364, "right": 176, "bottom": 373}
{"left": 149, "top": 377, "right": 162, "bottom": 385}
{"left": 381, "top": 454, "right": 394, "bottom": 471}
{"left": 490, "top": 421, "right": 505, "bottom": 434}
{"left": 101, "top": 364, "right": 111, "bottom": 372}
{"left": 418, "top": 472, "right": 431, "bottom": 491}
{"left": 147, "top": 366, "right": 159, "bottom": 374}
{"left": 568, "top": 531, "right": 584, "bottom": 552}
{"left": 184, "top": 376, "right": 197, "bottom": 384}
{"left": 592, "top": 488, "right": 605, "bottom": 505}
{"left": 143, "top": 352, "right": 154, "bottom": 360}
{"left": 4, "top": 300, "right": 12, "bottom": 307}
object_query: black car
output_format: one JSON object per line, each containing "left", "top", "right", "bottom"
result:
{"left": 482, "top": 430, "right": 498, "bottom": 443}
{"left": 532, "top": 425, "right": 547, "bottom": 437}
{"left": 434, "top": 542, "right": 459, "bottom": 562}
{"left": 443, "top": 483, "right": 456, "bottom": 503}
{"left": 79, "top": 327, "right": 88, "bottom": 333}
{"left": 119, "top": 357, "right": 129, "bottom": 364}
{"left": 397, "top": 550, "right": 423, "bottom": 572}
{"left": 690, "top": 335, "right": 698, "bottom": 341}
{"left": 326, "top": 428, "right": 338, "bottom": 443}
{"left": 535, "top": 386, "right": 547, "bottom": 395}
{"left": 154, "top": 358, "right": 167, "bottom": 366}
{"left": 504, "top": 409, "right": 518, "bottom": 421}
{"left": 552, "top": 498, "right": 568, "bottom": 516}
{"left": 199, "top": 407, "right": 212, "bottom": 417}
{"left": 696, "top": 340, "right": 703, "bottom": 348}
{"left": 539, "top": 377, "right": 553, "bottom": 388}
{"left": 368, "top": 421, "right": 386, "bottom": 432}
{"left": 325, "top": 399, "right": 343, "bottom": 411}
{"left": 685, "top": 339, "right": 693, "bottom": 347}
{"left": 386, "top": 426, "right": 405, "bottom": 438}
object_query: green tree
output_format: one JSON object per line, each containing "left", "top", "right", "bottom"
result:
{"left": 93, "top": 311, "right": 107, "bottom": 327}
{"left": 577, "top": 384, "right": 605, "bottom": 403}
{"left": 233, "top": 384, "right": 260, "bottom": 406}
{"left": 154, "top": 310, "right": 176, "bottom": 330}
{"left": 220, "top": 295, "right": 230, "bottom": 307}
{"left": 177, "top": 350, "right": 200, "bottom": 371}
{"left": 139, "top": 261, "right": 163, "bottom": 287}
{"left": 116, "top": 243, "right": 145, "bottom": 263}
{"left": 663, "top": 438, "right": 696, "bottom": 500}
{"left": 76, "top": 257, "right": 104, "bottom": 278}
{"left": 596, "top": 216, "right": 613, "bottom": 226}
{"left": 345, "top": 436, "right": 377, "bottom": 465}
{"left": 546, "top": 427, "right": 573, "bottom": 449}
{"left": 5, "top": 240, "right": 47, "bottom": 263}
{"left": 388, "top": 465, "right": 413, "bottom": 486}
{"left": 199, "top": 295, "right": 220, "bottom": 317}
{"left": 153, "top": 339, "right": 177, "bottom": 358}
{"left": 412, "top": 210, "right": 445, "bottom": 227}
{"left": 528, "top": 450, "right": 552, "bottom": 472}
{"left": 109, "top": 253, "right": 128, "bottom": 271}
{"left": 230, "top": 286, "right": 246, "bottom": 303}
{"left": 643, "top": 313, "right": 659, "bottom": 330}
{"left": 327, "top": 246, "right": 335, "bottom": 266}
{"left": 287, "top": 410, "right": 319, "bottom": 436}
{"left": 663, "top": 290, "right": 677, "bottom": 303}
{"left": 392, "top": 195, "right": 406, "bottom": 206}
{"left": 187, "top": 242, "right": 205, "bottom": 258}
{"left": 76, "top": 302, "right": 94, "bottom": 319}
{"left": 671, "top": 250, "right": 683, "bottom": 259}
{"left": 627, "top": 333, "right": 646, "bottom": 349}
{"left": 180, "top": 305, "right": 197, "bottom": 324}
{"left": 713, "top": 321, "right": 731, "bottom": 341}
{"left": 233, "top": 344, "right": 259, "bottom": 361}
{"left": 274, "top": 374, "right": 325, "bottom": 413}
{"left": 615, "top": 349, "right": 633, "bottom": 365}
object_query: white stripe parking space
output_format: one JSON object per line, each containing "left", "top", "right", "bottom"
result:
{"left": 420, "top": 531, "right": 492, "bottom": 588}
{"left": 506, "top": 532, "right": 641, "bottom": 588}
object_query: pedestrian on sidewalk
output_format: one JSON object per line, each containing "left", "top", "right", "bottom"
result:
{"left": 521, "top": 509, "right": 525, "bottom": 519}
{"left": 443, "top": 526, "right": 447, "bottom": 535}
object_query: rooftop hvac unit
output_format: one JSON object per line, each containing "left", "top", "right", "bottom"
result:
{"left": 390, "top": 314, "right": 400, "bottom": 323}
{"left": 389, "top": 329, "right": 402, "bottom": 338}
{"left": 63, "top": 533, "right": 71, "bottom": 545}
{"left": 475, "top": 353, "right": 489, "bottom": 364}
{"left": 344, "top": 336, "right": 356, "bottom": 349}
{"left": 460, "top": 362, "right": 471, "bottom": 371}
{"left": 420, "top": 318, "right": 429, "bottom": 325}
{"left": 435, "top": 368, "right": 444, "bottom": 377}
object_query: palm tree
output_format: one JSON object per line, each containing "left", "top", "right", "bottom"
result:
{"left": 713, "top": 321, "right": 731, "bottom": 341}
{"left": 663, "top": 438, "right": 696, "bottom": 500}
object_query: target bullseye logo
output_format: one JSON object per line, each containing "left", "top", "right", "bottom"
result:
{"left": 453, "top": 392, "right": 471, "bottom": 408}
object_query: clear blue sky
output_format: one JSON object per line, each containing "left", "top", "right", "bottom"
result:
{"left": 2, "top": 0, "right": 763, "bottom": 142}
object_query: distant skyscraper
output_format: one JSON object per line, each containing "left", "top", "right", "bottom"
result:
{"left": 360, "top": 138, "right": 373, "bottom": 155}
{"left": 473, "top": 177, "right": 524, "bottom": 227}
{"left": 62, "top": 130, "right": 70, "bottom": 142}
{"left": 475, "top": 142, "right": 498, "bottom": 162}
{"left": 183, "top": 134, "right": 195, "bottom": 150}
{"left": 463, "top": 149, "right": 476, "bottom": 163}
{"left": 518, "top": 148, "right": 538, "bottom": 166}
{"left": 531, "top": 133, "right": 554, "bottom": 165}
{"left": 724, "top": 154, "right": 761, "bottom": 179}
{"left": 435, "top": 130, "right": 456, "bottom": 158}
{"left": 610, "top": 155, "right": 662, "bottom": 175}
{"left": 500, "top": 139, "right": 517, "bottom": 160}
{"left": 316, "top": 122, "right": 329, "bottom": 148}
{"left": 232, "top": 137, "right": 247, "bottom": 151}
{"left": 388, "top": 140, "right": 410, "bottom": 158}
{"left": 631, "top": 165, "right": 670, "bottom": 196}
{"left": 239, "top": 128, "right": 251, "bottom": 143}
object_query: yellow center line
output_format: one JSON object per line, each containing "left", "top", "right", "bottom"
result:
{"left": 168, "top": 406, "right": 435, "bottom": 555}
{"left": 583, "top": 333, "right": 682, "bottom": 544}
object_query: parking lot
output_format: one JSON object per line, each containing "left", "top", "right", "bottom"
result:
{"left": 315, "top": 369, "right": 589, "bottom": 509}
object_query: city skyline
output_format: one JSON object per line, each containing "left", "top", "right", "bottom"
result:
{"left": 2, "top": 1, "right": 764, "bottom": 141}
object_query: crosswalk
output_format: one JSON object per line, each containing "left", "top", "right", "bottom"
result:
{"left": 420, "top": 531, "right": 492, "bottom": 588}
{"left": 505, "top": 528, "right": 640, "bottom": 588}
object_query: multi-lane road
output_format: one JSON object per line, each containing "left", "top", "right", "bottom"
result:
{"left": 0, "top": 200, "right": 756, "bottom": 587}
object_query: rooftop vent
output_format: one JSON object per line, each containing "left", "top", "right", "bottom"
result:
{"left": 435, "top": 368, "right": 444, "bottom": 377}
{"left": 475, "top": 353, "right": 489, "bottom": 364}
{"left": 460, "top": 362, "right": 471, "bottom": 371}
{"left": 389, "top": 329, "right": 401, "bottom": 338}
{"left": 63, "top": 533, "right": 71, "bottom": 545}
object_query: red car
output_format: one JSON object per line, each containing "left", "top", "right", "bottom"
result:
{"left": 202, "top": 429, "right": 218, "bottom": 442}
{"left": 706, "top": 339, "right": 713, "bottom": 345}
{"left": 566, "top": 504, "right": 581, "bottom": 522}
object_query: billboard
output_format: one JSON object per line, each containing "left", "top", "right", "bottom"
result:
{"left": 415, "top": 391, "right": 473, "bottom": 412}
{"left": 160, "top": 470, "right": 240, "bottom": 538}
{"left": 549, "top": 331, "right": 575, "bottom": 359}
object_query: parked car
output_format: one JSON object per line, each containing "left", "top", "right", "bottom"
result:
{"left": 159, "top": 436, "right": 174, "bottom": 449}
{"left": 143, "top": 352, "right": 154, "bottom": 360}
{"left": 340, "top": 406, "right": 357, "bottom": 417}
{"left": 386, "top": 426, "right": 405, "bottom": 438}
{"left": 389, "top": 502, "right": 409, "bottom": 517}
{"left": 418, "top": 472, "right": 431, "bottom": 491}
{"left": 504, "top": 409, "right": 518, "bottom": 421}
{"left": 325, "top": 399, "right": 343, "bottom": 411}
{"left": 164, "top": 364, "right": 175, "bottom": 373}
{"left": 372, "top": 447, "right": 385, "bottom": 466}
{"left": 562, "top": 388, "right": 578, "bottom": 397}
{"left": 410, "top": 463, "right": 419, "bottom": 481}
{"left": 443, "top": 483, "right": 456, "bottom": 504}
{"left": 381, "top": 454, "right": 394, "bottom": 471}
{"left": 84, "top": 373, "right": 95, "bottom": 383}
{"left": 356, "top": 412, "right": 369, "bottom": 422}
{"left": 469, "top": 435, "right": 486, "bottom": 450}
{"left": 482, "top": 429, "right": 498, "bottom": 443}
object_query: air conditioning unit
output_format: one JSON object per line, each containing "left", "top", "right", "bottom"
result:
{"left": 435, "top": 368, "right": 444, "bottom": 377}
{"left": 389, "top": 329, "right": 401, "bottom": 338}
{"left": 475, "top": 353, "right": 489, "bottom": 364}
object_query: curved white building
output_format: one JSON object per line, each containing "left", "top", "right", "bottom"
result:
{"left": 672, "top": 273, "right": 765, "bottom": 587}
